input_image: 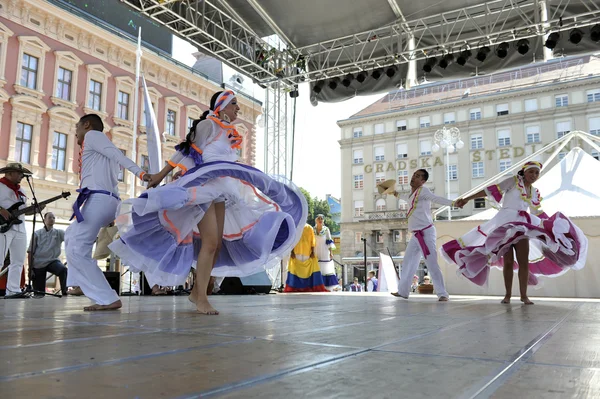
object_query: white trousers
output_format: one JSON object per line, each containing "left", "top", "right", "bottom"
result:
{"left": 398, "top": 226, "right": 448, "bottom": 298}
{"left": 65, "top": 194, "right": 120, "bottom": 305}
{"left": 0, "top": 228, "right": 27, "bottom": 295}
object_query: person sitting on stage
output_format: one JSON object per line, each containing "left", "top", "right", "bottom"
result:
{"left": 392, "top": 169, "right": 462, "bottom": 302}
{"left": 28, "top": 212, "right": 68, "bottom": 296}
{"left": 66, "top": 114, "right": 151, "bottom": 311}
{"left": 367, "top": 270, "right": 378, "bottom": 292}
{"left": 0, "top": 163, "right": 43, "bottom": 297}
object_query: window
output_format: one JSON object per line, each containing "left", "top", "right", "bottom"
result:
{"left": 587, "top": 89, "right": 600, "bottom": 103}
{"left": 398, "top": 199, "right": 408, "bottom": 211}
{"left": 499, "top": 159, "right": 512, "bottom": 172}
{"left": 446, "top": 164, "right": 458, "bottom": 181}
{"left": 20, "top": 53, "right": 38, "bottom": 89}
{"left": 166, "top": 110, "right": 177, "bottom": 136}
{"left": 15, "top": 122, "right": 32, "bottom": 164}
{"left": 376, "top": 231, "right": 384, "bottom": 243}
{"left": 374, "top": 146, "right": 385, "bottom": 161}
{"left": 396, "top": 143, "right": 408, "bottom": 159}
{"left": 355, "top": 232, "right": 363, "bottom": 243}
{"left": 51, "top": 132, "right": 67, "bottom": 171}
{"left": 526, "top": 126, "right": 541, "bottom": 143}
{"left": 375, "top": 199, "right": 386, "bottom": 212}
{"left": 354, "top": 201, "right": 364, "bottom": 217}
{"left": 497, "top": 129, "right": 511, "bottom": 147}
{"left": 396, "top": 120, "right": 407, "bottom": 131}
{"left": 472, "top": 162, "right": 484, "bottom": 178}
{"left": 188, "top": 117, "right": 195, "bottom": 130}
{"left": 524, "top": 99, "right": 538, "bottom": 112}
{"left": 117, "top": 91, "right": 130, "bottom": 120}
{"left": 556, "top": 121, "right": 571, "bottom": 138}
{"left": 88, "top": 79, "right": 102, "bottom": 111}
{"left": 56, "top": 67, "right": 72, "bottom": 101}
{"left": 141, "top": 155, "right": 150, "bottom": 173}
{"left": 393, "top": 230, "right": 402, "bottom": 242}
{"left": 555, "top": 94, "right": 568, "bottom": 107}
{"left": 589, "top": 117, "right": 600, "bottom": 136}
{"left": 374, "top": 123, "right": 384, "bottom": 135}
{"left": 470, "top": 134, "right": 483, "bottom": 150}
{"left": 419, "top": 116, "right": 430, "bottom": 128}
{"left": 117, "top": 149, "right": 126, "bottom": 182}
{"left": 375, "top": 172, "right": 386, "bottom": 185}
{"left": 470, "top": 108, "right": 481, "bottom": 120}
{"left": 353, "top": 149, "right": 363, "bottom": 164}
{"left": 354, "top": 174, "right": 364, "bottom": 189}
{"left": 397, "top": 170, "right": 409, "bottom": 185}
{"left": 353, "top": 127, "right": 363, "bottom": 138}
{"left": 474, "top": 198, "right": 486, "bottom": 209}
{"left": 420, "top": 140, "right": 432, "bottom": 156}
{"left": 496, "top": 104, "right": 509, "bottom": 116}
{"left": 444, "top": 112, "right": 455, "bottom": 124}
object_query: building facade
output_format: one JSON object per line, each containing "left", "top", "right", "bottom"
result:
{"left": 0, "top": 0, "right": 261, "bottom": 225}
{"left": 338, "top": 55, "right": 600, "bottom": 262}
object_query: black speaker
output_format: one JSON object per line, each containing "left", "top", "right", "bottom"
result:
{"left": 219, "top": 271, "right": 272, "bottom": 295}
{"left": 103, "top": 271, "right": 121, "bottom": 295}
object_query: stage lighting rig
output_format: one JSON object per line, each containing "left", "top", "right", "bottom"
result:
{"left": 342, "top": 73, "right": 354, "bottom": 88}
{"left": 456, "top": 49, "right": 471, "bottom": 66}
{"left": 356, "top": 71, "right": 367, "bottom": 83}
{"left": 313, "top": 80, "right": 324, "bottom": 94}
{"left": 386, "top": 66, "right": 397, "bottom": 78}
{"left": 328, "top": 78, "right": 339, "bottom": 90}
{"left": 438, "top": 54, "right": 454, "bottom": 69}
{"left": 476, "top": 46, "right": 491, "bottom": 62}
{"left": 372, "top": 68, "right": 383, "bottom": 80}
{"left": 591, "top": 25, "right": 600, "bottom": 42}
{"left": 569, "top": 29, "right": 583, "bottom": 44}
{"left": 495, "top": 42, "right": 510, "bottom": 59}
{"left": 516, "top": 39, "right": 530, "bottom": 55}
{"left": 545, "top": 32, "right": 560, "bottom": 49}
{"left": 422, "top": 57, "right": 438, "bottom": 73}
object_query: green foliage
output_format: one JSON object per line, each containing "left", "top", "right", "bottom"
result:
{"left": 299, "top": 187, "right": 340, "bottom": 233}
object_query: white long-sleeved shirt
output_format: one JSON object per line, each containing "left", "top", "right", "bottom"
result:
{"left": 0, "top": 182, "right": 27, "bottom": 233}
{"left": 405, "top": 186, "right": 454, "bottom": 231}
{"left": 80, "top": 130, "right": 144, "bottom": 194}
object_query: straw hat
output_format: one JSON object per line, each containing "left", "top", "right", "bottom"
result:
{"left": 0, "top": 162, "right": 32, "bottom": 175}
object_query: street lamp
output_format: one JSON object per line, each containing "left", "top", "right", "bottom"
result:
{"left": 431, "top": 126, "right": 464, "bottom": 221}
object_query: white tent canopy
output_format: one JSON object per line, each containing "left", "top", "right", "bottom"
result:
{"left": 466, "top": 147, "right": 600, "bottom": 220}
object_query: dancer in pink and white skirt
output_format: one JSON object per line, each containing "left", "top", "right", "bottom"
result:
{"left": 442, "top": 161, "right": 587, "bottom": 305}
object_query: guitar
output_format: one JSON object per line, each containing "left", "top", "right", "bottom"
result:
{"left": 0, "top": 191, "right": 71, "bottom": 233}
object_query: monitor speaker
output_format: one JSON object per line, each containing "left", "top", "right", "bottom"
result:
{"left": 103, "top": 271, "right": 121, "bottom": 295}
{"left": 219, "top": 271, "right": 272, "bottom": 295}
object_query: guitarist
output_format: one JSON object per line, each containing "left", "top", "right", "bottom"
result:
{"left": 0, "top": 163, "right": 44, "bottom": 297}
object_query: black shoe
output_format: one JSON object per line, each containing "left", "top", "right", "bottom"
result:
{"left": 4, "top": 292, "right": 29, "bottom": 299}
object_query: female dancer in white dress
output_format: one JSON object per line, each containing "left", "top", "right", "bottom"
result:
{"left": 313, "top": 214, "right": 338, "bottom": 290}
{"left": 442, "top": 161, "right": 587, "bottom": 304}
{"left": 110, "top": 90, "right": 307, "bottom": 314}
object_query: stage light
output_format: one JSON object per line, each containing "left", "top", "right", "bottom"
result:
{"left": 591, "top": 25, "right": 600, "bottom": 42}
{"left": 476, "top": 46, "right": 491, "bottom": 62}
{"left": 386, "top": 66, "right": 396, "bottom": 78}
{"left": 438, "top": 54, "right": 454, "bottom": 69}
{"left": 328, "top": 79, "right": 338, "bottom": 90}
{"left": 456, "top": 49, "right": 472, "bottom": 66}
{"left": 313, "top": 80, "right": 324, "bottom": 94}
{"left": 569, "top": 29, "right": 583, "bottom": 44}
{"left": 495, "top": 42, "right": 509, "bottom": 58}
{"left": 516, "top": 39, "right": 530, "bottom": 55}
{"left": 372, "top": 68, "right": 383, "bottom": 80}
{"left": 545, "top": 32, "right": 560, "bottom": 49}
{"left": 356, "top": 71, "right": 367, "bottom": 83}
{"left": 422, "top": 57, "right": 437, "bottom": 73}
{"left": 289, "top": 87, "right": 299, "bottom": 98}
{"left": 342, "top": 73, "right": 354, "bottom": 88}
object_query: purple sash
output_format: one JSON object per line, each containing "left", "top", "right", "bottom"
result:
{"left": 71, "top": 187, "right": 120, "bottom": 222}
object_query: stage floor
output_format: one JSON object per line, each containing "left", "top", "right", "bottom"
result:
{"left": 1, "top": 293, "right": 599, "bottom": 398}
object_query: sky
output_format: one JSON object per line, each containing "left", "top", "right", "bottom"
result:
{"left": 172, "top": 37, "right": 383, "bottom": 200}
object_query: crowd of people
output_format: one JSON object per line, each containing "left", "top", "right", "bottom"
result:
{"left": 0, "top": 88, "right": 588, "bottom": 312}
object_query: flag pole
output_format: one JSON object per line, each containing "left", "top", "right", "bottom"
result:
{"left": 130, "top": 27, "right": 142, "bottom": 199}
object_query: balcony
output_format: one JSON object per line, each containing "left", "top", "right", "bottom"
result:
{"left": 363, "top": 210, "right": 407, "bottom": 220}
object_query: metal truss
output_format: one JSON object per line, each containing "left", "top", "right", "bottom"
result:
{"left": 263, "top": 81, "right": 290, "bottom": 178}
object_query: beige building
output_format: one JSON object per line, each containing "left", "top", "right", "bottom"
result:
{"left": 338, "top": 55, "right": 600, "bottom": 262}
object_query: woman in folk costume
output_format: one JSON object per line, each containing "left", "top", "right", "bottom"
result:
{"left": 442, "top": 161, "right": 587, "bottom": 305}
{"left": 314, "top": 214, "right": 338, "bottom": 290}
{"left": 284, "top": 224, "right": 328, "bottom": 292}
{"left": 110, "top": 90, "right": 307, "bottom": 314}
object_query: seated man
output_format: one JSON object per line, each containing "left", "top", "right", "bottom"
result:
{"left": 29, "top": 212, "right": 68, "bottom": 295}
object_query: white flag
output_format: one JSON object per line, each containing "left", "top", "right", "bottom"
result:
{"left": 142, "top": 75, "right": 162, "bottom": 174}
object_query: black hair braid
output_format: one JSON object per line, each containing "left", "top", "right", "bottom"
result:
{"left": 175, "top": 92, "right": 223, "bottom": 153}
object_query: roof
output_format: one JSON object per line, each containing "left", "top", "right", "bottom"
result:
{"left": 465, "top": 147, "right": 600, "bottom": 220}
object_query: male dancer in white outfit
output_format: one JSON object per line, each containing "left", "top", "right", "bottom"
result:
{"left": 66, "top": 114, "right": 150, "bottom": 311}
{"left": 392, "top": 169, "right": 462, "bottom": 301}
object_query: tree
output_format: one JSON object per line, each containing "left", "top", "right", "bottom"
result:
{"left": 299, "top": 187, "right": 340, "bottom": 233}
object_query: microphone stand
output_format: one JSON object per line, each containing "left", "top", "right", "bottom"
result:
{"left": 10, "top": 175, "right": 62, "bottom": 298}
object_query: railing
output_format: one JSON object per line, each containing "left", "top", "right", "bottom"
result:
{"left": 363, "top": 210, "right": 408, "bottom": 220}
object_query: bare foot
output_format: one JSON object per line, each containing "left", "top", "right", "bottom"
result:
{"left": 501, "top": 296, "right": 511, "bottom": 304}
{"left": 438, "top": 296, "right": 449, "bottom": 302}
{"left": 195, "top": 299, "right": 219, "bottom": 315}
{"left": 521, "top": 297, "right": 534, "bottom": 305}
{"left": 84, "top": 300, "right": 122, "bottom": 311}
{"left": 391, "top": 292, "right": 408, "bottom": 299}
{"left": 188, "top": 284, "right": 198, "bottom": 304}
